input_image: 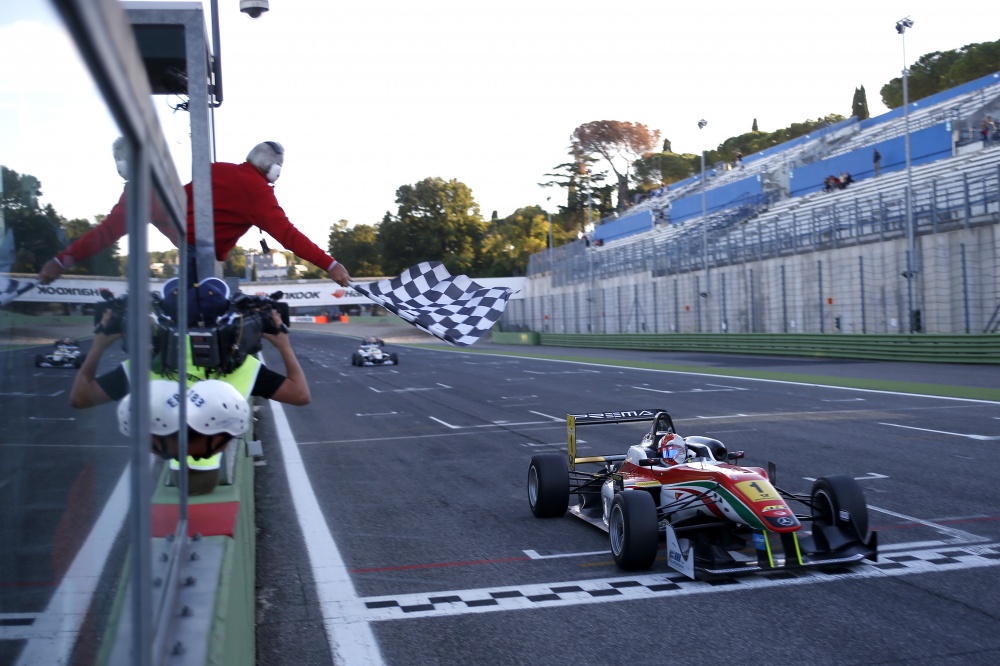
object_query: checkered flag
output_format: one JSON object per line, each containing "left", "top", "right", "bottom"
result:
{"left": 351, "top": 262, "right": 516, "bottom": 347}
{"left": 0, "top": 277, "right": 36, "bottom": 307}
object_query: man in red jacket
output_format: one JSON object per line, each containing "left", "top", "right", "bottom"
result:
{"left": 37, "top": 141, "right": 351, "bottom": 287}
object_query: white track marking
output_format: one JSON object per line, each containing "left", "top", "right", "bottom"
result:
{"left": 878, "top": 422, "right": 1000, "bottom": 440}
{"left": 803, "top": 472, "right": 888, "bottom": 482}
{"left": 431, "top": 418, "right": 564, "bottom": 430}
{"left": 523, "top": 549, "right": 607, "bottom": 560}
{"left": 271, "top": 401, "right": 384, "bottom": 665}
{"left": 528, "top": 411, "right": 563, "bottom": 421}
{"left": 355, "top": 411, "right": 399, "bottom": 417}
{"left": 866, "top": 504, "right": 982, "bottom": 543}
{"left": 14, "top": 466, "right": 130, "bottom": 665}
{"left": 368, "top": 385, "right": 450, "bottom": 394}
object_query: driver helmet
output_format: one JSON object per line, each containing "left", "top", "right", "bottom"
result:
{"left": 112, "top": 136, "right": 128, "bottom": 180}
{"left": 657, "top": 433, "right": 689, "bottom": 466}
{"left": 185, "top": 380, "right": 250, "bottom": 437}
{"left": 117, "top": 379, "right": 181, "bottom": 436}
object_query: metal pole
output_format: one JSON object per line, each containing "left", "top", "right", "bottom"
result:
{"left": 699, "top": 119, "right": 710, "bottom": 309}
{"left": 898, "top": 17, "right": 917, "bottom": 332}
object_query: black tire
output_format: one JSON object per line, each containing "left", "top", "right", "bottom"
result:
{"left": 74, "top": 354, "right": 85, "bottom": 368}
{"left": 351, "top": 353, "right": 359, "bottom": 366}
{"left": 35, "top": 354, "right": 43, "bottom": 368}
{"left": 609, "top": 491, "right": 659, "bottom": 570}
{"left": 390, "top": 353, "right": 399, "bottom": 365}
{"left": 527, "top": 453, "right": 569, "bottom": 518}
{"left": 811, "top": 474, "right": 869, "bottom": 540}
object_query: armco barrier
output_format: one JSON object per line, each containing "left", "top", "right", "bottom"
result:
{"left": 494, "top": 332, "right": 1000, "bottom": 364}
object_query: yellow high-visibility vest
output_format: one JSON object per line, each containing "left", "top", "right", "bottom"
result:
{"left": 125, "top": 336, "right": 260, "bottom": 471}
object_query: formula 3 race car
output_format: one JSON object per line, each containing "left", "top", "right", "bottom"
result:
{"left": 35, "top": 337, "right": 85, "bottom": 368}
{"left": 527, "top": 409, "right": 878, "bottom": 578}
{"left": 350, "top": 336, "right": 399, "bottom": 367}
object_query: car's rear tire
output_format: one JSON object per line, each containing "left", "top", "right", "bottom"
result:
{"left": 527, "top": 453, "right": 569, "bottom": 518}
{"left": 811, "top": 474, "right": 870, "bottom": 541}
{"left": 609, "top": 491, "right": 659, "bottom": 570}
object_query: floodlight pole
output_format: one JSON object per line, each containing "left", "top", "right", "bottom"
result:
{"left": 698, "top": 119, "right": 710, "bottom": 333}
{"left": 897, "top": 17, "right": 917, "bottom": 332}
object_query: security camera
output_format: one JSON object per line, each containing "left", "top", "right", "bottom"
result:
{"left": 240, "top": 0, "right": 269, "bottom": 19}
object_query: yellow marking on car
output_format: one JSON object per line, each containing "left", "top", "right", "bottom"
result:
{"left": 736, "top": 480, "right": 781, "bottom": 502}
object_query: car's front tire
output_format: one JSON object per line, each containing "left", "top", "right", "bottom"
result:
{"left": 34, "top": 355, "right": 43, "bottom": 368}
{"left": 527, "top": 453, "right": 569, "bottom": 518}
{"left": 609, "top": 491, "right": 659, "bottom": 570}
{"left": 389, "top": 353, "right": 399, "bottom": 365}
{"left": 811, "top": 474, "right": 870, "bottom": 542}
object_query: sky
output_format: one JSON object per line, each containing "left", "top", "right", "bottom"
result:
{"left": 2, "top": 0, "right": 998, "bottom": 256}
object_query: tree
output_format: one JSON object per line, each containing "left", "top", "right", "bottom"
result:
{"left": 63, "top": 216, "right": 122, "bottom": 277}
{"left": 852, "top": 86, "right": 870, "bottom": 120}
{"left": 571, "top": 120, "right": 661, "bottom": 211}
{"left": 376, "top": 177, "right": 487, "bottom": 276}
{"left": 328, "top": 220, "right": 382, "bottom": 277}
{"left": 540, "top": 149, "right": 609, "bottom": 234}
{"left": 479, "top": 206, "right": 552, "bottom": 277}
{"left": 2, "top": 166, "right": 63, "bottom": 274}
{"left": 633, "top": 151, "right": 700, "bottom": 192}
{"left": 222, "top": 246, "right": 246, "bottom": 278}
{"left": 752, "top": 118, "right": 759, "bottom": 132}
{"left": 880, "top": 39, "right": 1000, "bottom": 108}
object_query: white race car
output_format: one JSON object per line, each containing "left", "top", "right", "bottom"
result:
{"left": 350, "top": 337, "right": 398, "bottom": 367}
{"left": 36, "top": 338, "right": 85, "bottom": 368}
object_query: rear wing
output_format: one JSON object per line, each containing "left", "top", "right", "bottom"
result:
{"left": 567, "top": 409, "right": 674, "bottom": 470}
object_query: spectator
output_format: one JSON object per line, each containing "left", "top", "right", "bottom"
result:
{"left": 984, "top": 117, "right": 996, "bottom": 147}
{"left": 735, "top": 151, "right": 744, "bottom": 169}
{"left": 838, "top": 172, "right": 854, "bottom": 189}
{"left": 823, "top": 175, "right": 841, "bottom": 192}
{"left": 873, "top": 147, "right": 881, "bottom": 176}
{"left": 38, "top": 141, "right": 352, "bottom": 288}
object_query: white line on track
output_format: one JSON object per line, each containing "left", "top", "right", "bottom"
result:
{"left": 14, "top": 466, "right": 130, "bottom": 665}
{"left": 866, "top": 504, "right": 982, "bottom": 543}
{"left": 271, "top": 401, "right": 384, "bottom": 665}
{"left": 878, "top": 422, "right": 1000, "bottom": 440}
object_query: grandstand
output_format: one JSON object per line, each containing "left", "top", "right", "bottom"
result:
{"left": 513, "top": 72, "right": 1000, "bottom": 338}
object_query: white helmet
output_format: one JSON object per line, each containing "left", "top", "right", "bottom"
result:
{"left": 117, "top": 379, "right": 181, "bottom": 436}
{"left": 246, "top": 141, "right": 284, "bottom": 183}
{"left": 185, "top": 380, "right": 250, "bottom": 436}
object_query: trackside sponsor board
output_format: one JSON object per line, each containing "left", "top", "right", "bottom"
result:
{"left": 5, "top": 275, "right": 527, "bottom": 307}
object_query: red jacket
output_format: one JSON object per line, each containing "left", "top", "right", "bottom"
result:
{"left": 186, "top": 162, "right": 334, "bottom": 270}
{"left": 55, "top": 161, "right": 334, "bottom": 272}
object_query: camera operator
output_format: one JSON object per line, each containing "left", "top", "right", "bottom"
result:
{"left": 70, "top": 279, "right": 310, "bottom": 409}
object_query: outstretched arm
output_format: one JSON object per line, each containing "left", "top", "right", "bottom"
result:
{"left": 262, "top": 310, "right": 311, "bottom": 406}
{"left": 69, "top": 313, "right": 120, "bottom": 408}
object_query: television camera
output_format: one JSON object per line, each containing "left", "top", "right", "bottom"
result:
{"left": 93, "top": 287, "right": 290, "bottom": 376}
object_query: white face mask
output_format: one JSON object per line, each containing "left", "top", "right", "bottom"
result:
{"left": 116, "top": 158, "right": 128, "bottom": 181}
{"left": 265, "top": 163, "right": 281, "bottom": 183}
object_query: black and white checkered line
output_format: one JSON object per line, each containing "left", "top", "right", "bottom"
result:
{"left": 340, "top": 543, "right": 1000, "bottom": 622}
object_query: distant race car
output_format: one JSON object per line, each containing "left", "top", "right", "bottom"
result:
{"left": 527, "top": 408, "right": 877, "bottom": 578}
{"left": 36, "top": 337, "right": 85, "bottom": 368}
{"left": 350, "top": 336, "right": 398, "bottom": 367}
